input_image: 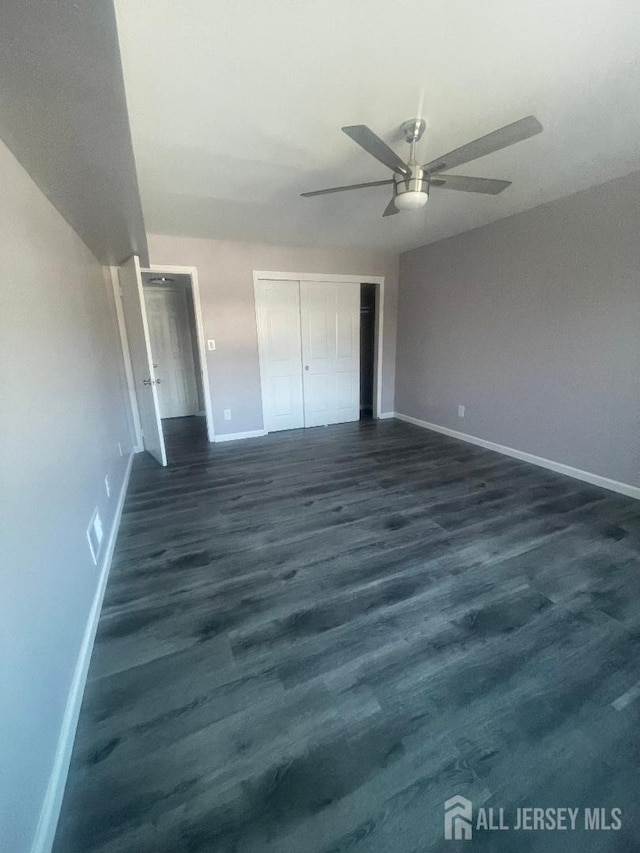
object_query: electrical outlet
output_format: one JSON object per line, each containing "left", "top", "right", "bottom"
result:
{"left": 207, "top": 339, "right": 216, "bottom": 351}
{"left": 117, "top": 442, "right": 123, "bottom": 457}
{"left": 104, "top": 474, "right": 111, "bottom": 498}
{"left": 224, "top": 409, "right": 231, "bottom": 421}
{"left": 87, "top": 508, "right": 103, "bottom": 565}
{"left": 458, "top": 405, "right": 465, "bottom": 418}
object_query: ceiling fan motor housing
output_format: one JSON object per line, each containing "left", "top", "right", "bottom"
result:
{"left": 393, "top": 167, "right": 429, "bottom": 210}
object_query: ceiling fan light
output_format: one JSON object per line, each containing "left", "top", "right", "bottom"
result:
{"left": 394, "top": 190, "right": 429, "bottom": 210}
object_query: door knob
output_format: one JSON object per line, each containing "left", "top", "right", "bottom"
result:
{"left": 143, "top": 379, "right": 151, "bottom": 385}
{"left": 305, "top": 365, "right": 309, "bottom": 371}
{"left": 156, "top": 378, "right": 162, "bottom": 384}
{"left": 153, "top": 363, "right": 158, "bottom": 368}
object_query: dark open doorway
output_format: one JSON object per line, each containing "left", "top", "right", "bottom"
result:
{"left": 360, "top": 283, "right": 377, "bottom": 420}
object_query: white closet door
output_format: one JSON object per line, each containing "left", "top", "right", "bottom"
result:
{"left": 145, "top": 286, "right": 198, "bottom": 418}
{"left": 256, "top": 279, "right": 305, "bottom": 432}
{"left": 300, "top": 280, "right": 360, "bottom": 427}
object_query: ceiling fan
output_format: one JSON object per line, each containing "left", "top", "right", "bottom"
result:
{"left": 301, "top": 115, "right": 543, "bottom": 217}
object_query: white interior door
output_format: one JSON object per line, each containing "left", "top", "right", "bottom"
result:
{"left": 144, "top": 285, "right": 199, "bottom": 418}
{"left": 300, "top": 280, "right": 361, "bottom": 427}
{"left": 118, "top": 256, "right": 167, "bottom": 466}
{"left": 255, "top": 280, "right": 304, "bottom": 432}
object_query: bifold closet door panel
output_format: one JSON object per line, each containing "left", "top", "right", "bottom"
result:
{"left": 300, "top": 280, "right": 360, "bottom": 427}
{"left": 255, "top": 279, "right": 305, "bottom": 432}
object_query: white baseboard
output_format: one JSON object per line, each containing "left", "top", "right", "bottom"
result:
{"left": 31, "top": 451, "right": 134, "bottom": 853}
{"left": 214, "top": 429, "right": 267, "bottom": 443}
{"left": 377, "top": 411, "right": 395, "bottom": 420}
{"left": 393, "top": 412, "right": 640, "bottom": 500}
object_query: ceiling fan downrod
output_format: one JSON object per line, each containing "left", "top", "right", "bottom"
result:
{"left": 394, "top": 117, "right": 429, "bottom": 210}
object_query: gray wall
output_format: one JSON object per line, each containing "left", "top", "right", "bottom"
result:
{"left": 148, "top": 235, "right": 400, "bottom": 435}
{"left": 396, "top": 171, "right": 640, "bottom": 487}
{"left": 0, "top": 138, "right": 134, "bottom": 851}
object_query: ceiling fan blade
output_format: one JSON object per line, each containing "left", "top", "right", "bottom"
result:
{"left": 382, "top": 198, "right": 398, "bottom": 217}
{"left": 301, "top": 179, "right": 393, "bottom": 198}
{"left": 423, "top": 115, "right": 543, "bottom": 175}
{"left": 342, "top": 125, "right": 410, "bottom": 176}
{"left": 430, "top": 175, "right": 511, "bottom": 194}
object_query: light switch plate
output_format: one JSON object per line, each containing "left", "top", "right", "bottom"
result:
{"left": 207, "top": 339, "right": 216, "bottom": 351}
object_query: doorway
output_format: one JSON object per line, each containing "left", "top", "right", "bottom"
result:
{"left": 115, "top": 259, "right": 214, "bottom": 466}
{"left": 254, "top": 272, "right": 384, "bottom": 433}
{"left": 141, "top": 268, "right": 211, "bottom": 449}
{"left": 360, "top": 283, "right": 377, "bottom": 420}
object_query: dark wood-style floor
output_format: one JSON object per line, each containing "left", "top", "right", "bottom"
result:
{"left": 54, "top": 417, "right": 640, "bottom": 852}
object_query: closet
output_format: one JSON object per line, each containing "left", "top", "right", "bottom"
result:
{"left": 144, "top": 282, "right": 201, "bottom": 419}
{"left": 255, "top": 279, "right": 361, "bottom": 432}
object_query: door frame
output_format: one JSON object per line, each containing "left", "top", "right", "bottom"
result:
{"left": 143, "top": 264, "right": 215, "bottom": 442}
{"left": 253, "top": 271, "right": 385, "bottom": 428}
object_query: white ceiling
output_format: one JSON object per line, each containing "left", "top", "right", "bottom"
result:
{"left": 115, "top": 0, "right": 640, "bottom": 253}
